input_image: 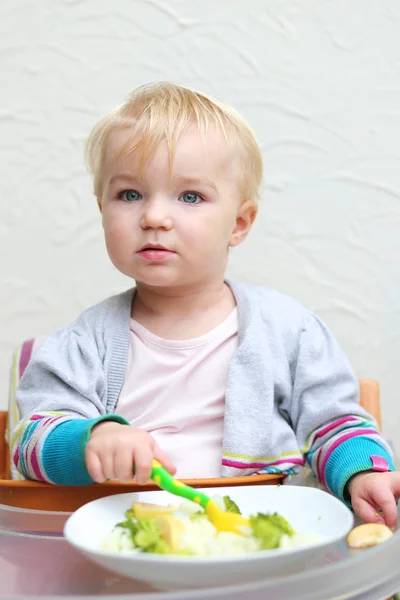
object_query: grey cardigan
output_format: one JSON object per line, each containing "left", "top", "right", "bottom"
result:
{"left": 14, "top": 281, "right": 391, "bottom": 493}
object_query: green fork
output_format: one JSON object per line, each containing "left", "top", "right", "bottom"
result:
{"left": 146, "top": 459, "right": 249, "bottom": 534}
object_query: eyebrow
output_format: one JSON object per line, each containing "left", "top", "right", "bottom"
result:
{"left": 176, "top": 177, "right": 218, "bottom": 193}
{"left": 108, "top": 173, "right": 144, "bottom": 186}
{"left": 108, "top": 174, "right": 218, "bottom": 193}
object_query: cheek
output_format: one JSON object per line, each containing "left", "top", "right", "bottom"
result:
{"left": 103, "top": 210, "right": 134, "bottom": 248}
{"left": 181, "top": 221, "right": 217, "bottom": 252}
{"left": 182, "top": 218, "right": 232, "bottom": 255}
{"left": 103, "top": 205, "right": 131, "bottom": 230}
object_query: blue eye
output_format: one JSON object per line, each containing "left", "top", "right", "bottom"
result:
{"left": 119, "top": 190, "right": 141, "bottom": 202}
{"left": 180, "top": 192, "right": 202, "bottom": 205}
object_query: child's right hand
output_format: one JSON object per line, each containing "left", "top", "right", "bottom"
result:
{"left": 85, "top": 422, "right": 176, "bottom": 484}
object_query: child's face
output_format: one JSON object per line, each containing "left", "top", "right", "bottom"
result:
{"left": 100, "top": 125, "right": 256, "bottom": 291}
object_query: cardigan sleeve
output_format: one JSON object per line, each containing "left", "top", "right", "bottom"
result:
{"left": 289, "top": 312, "right": 394, "bottom": 504}
{"left": 12, "top": 324, "right": 129, "bottom": 485}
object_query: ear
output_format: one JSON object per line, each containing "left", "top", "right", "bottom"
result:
{"left": 229, "top": 200, "right": 258, "bottom": 248}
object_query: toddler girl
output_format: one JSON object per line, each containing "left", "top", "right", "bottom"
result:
{"left": 12, "top": 82, "right": 399, "bottom": 528}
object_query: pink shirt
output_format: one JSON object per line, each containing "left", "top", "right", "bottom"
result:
{"left": 116, "top": 309, "right": 238, "bottom": 478}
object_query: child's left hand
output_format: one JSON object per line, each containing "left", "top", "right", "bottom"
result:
{"left": 348, "top": 471, "right": 400, "bottom": 530}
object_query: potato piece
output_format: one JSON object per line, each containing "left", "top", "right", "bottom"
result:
{"left": 153, "top": 516, "right": 185, "bottom": 551}
{"left": 347, "top": 523, "right": 393, "bottom": 549}
{"left": 132, "top": 501, "right": 178, "bottom": 520}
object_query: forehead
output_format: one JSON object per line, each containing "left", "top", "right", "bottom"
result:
{"left": 105, "top": 125, "right": 239, "bottom": 180}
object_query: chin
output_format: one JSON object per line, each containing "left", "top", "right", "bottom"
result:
{"left": 134, "top": 272, "right": 179, "bottom": 288}
{"left": 115, "top": 262, "right": 197, "bottom": 290}
{"left": 137, "top": 273, "right": 202, "bottom": 292}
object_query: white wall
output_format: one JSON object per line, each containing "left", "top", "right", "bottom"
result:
{"left": 1, "top": 1, "right": 400, "bottom": 450}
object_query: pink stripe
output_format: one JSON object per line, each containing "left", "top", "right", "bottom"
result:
{"left": 222, "top": 457, "right": 305, "bottom": 470}
{"left": 14, "top": 415, "right": 66, "bottom": 480}
{"left": 314, "top": 417, "right": 361, "bottom": 476}
{"left": 19, "top": 339, "right": 34, "bottom": 379}
{"left": 316, "top": 443, "right": 323, "bottom": 478}
{"left": 42, "top": 415, "right": 64, "bottom": 427}
{"left": 319, "top": 429, "right": 380, "bottom": 485}
{"left": 30, "top": 414, "right": 64, "bottom": 423}
{"left": 29, "top": 444, "right": 46, "bottom": 482}
{"left": 23, "top": 416, "right": 64, "bottom": 478}
{"left": 268, "top": 457, "right": 305, "bottom": 467}
{"left": 30, "top": 414, "right": 45, "bottom": 421}
{"left": 24, "top": 429, "right": 38, "bottom": 465}
{"left": 314, "top": 416, "right": 358, "bottom": 440}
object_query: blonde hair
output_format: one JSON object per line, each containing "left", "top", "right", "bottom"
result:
{"left": 85, "top": 82, "right": 263, "bottom": 201}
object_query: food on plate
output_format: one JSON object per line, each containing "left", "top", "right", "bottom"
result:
{"left": 132, "top": 501, "right": 179, "bottom": 520}
{"left": 347, "top": 523, "right": 393, "bottom": 549}
{"left": 100, "top": 495, "right": 321, "bottom": 556}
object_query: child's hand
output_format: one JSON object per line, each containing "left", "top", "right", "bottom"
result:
{"left": 85, "top": 422, "right": 176, "bottom": 484}
{"left": 348, "top": 471, "right": 400, "bottom": 530}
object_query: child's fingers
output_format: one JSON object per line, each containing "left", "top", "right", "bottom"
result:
{"left": 370, "top": 488, "right": 398, "bottom": 530}
{"left": 101, "top": 447, "right": 117, "bottom": 481}
{"left": 389, "top": 472, "right": 400, "bottom": 498}
{"left": 133, "top": 444, "right": 154, "bottom": 485}
{"left": 114, "top": 447, "right": 135, "bottom": 482}
{"left": 86, "top": 450, "right": 106, "bottom": 483}
{"left": 352, "top": 495, "right": 385, "bottom": 525}
{"left": 153, "top": 443, "right": 177, "bottom": 475}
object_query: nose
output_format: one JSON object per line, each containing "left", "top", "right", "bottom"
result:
{"left": 140, "top": 196, "right": 173, "bottom": 231}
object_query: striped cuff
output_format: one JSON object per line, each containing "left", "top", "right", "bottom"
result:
{"left": 42, "top": 414, "right": 130, "bottom": 485}
{"left": 324, "top": 436, "right": 395, "bottom": 506}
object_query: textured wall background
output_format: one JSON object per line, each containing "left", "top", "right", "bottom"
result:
{"left": 1, "top": 1, "right": 400, "bottom": 450}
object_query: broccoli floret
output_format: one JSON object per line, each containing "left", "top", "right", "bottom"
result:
{"left": 117, "top": 515, "right": 167, "bottom": 553}
{"left": 116, "top": 508, "right": 136, "bottom": 532}
{"left": 134, "top": 520, "right": 160, "bottom": 548}
{"left": 189, "top": 511, "right": 208, "bottom": 522}
{"left": 223, "top": 495, "right": 241, "bottom": 514}
{"left": 147, "top": 539, "right": 170, "bottom": 554}
{"left": 265, "top": 512, "right": 295, "bottom": 536}
{"left": 250, "top": 513, "right": 295, "bottom": 550}
{"left": 125, "top": 508, "right": 134, "bottom": 521}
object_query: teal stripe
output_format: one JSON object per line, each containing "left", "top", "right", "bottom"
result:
{"left": 20, "top": 418, "right": 39, "bottom": 448}
{"left": 19, "top": 419, "right": 41, "bottom": 475}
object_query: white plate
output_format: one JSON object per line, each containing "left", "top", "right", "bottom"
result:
{"left": 64, "top": 485, "right": 353, "bottom": 590}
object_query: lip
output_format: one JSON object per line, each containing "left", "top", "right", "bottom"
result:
{"left": 138, "top": 244, "right": 170, "bottom": 252}
{"left": 136, "top": 244, "right": 176, "bottom": 262}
